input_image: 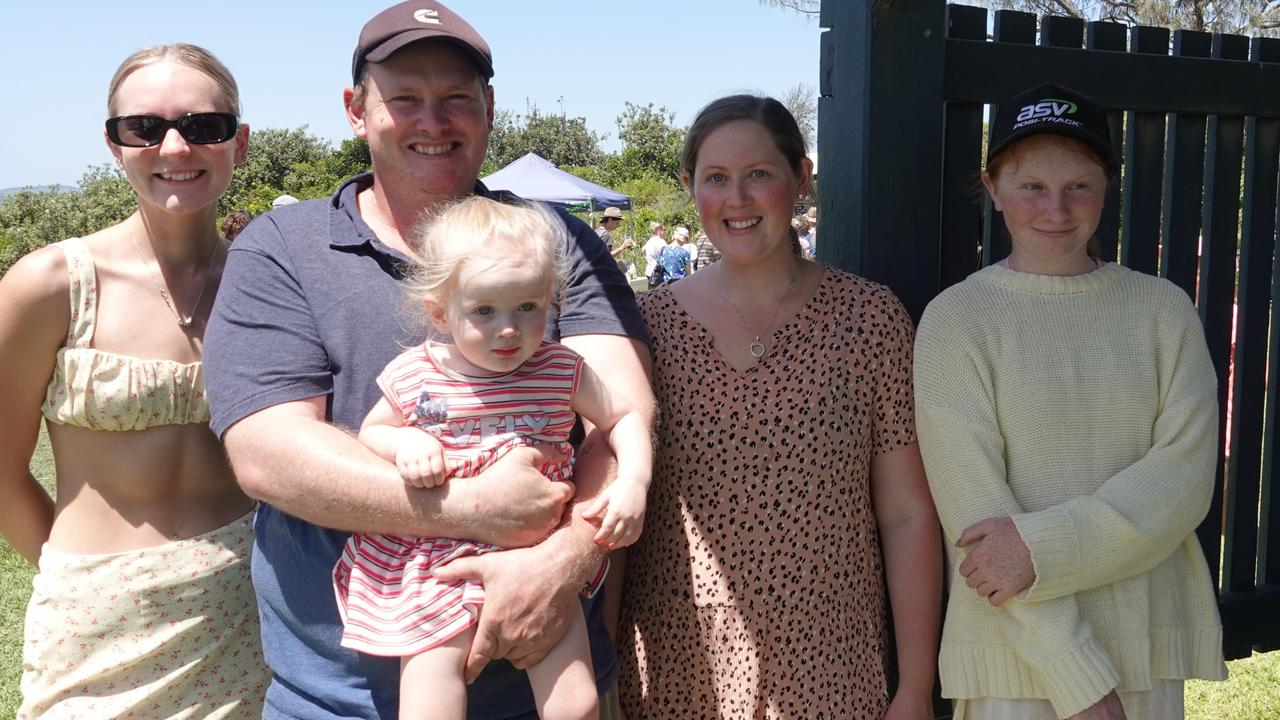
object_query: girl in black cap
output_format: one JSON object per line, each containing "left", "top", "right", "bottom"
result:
{"left": 915, "top": 84, "right": 1227, "bottom": 720}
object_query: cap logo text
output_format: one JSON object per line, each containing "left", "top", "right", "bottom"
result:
{"left": 413, "top": 9, "right": 442, "bottom": 24}
{"left": 1016, "top": 99, "right": 1078, "bottom": 122}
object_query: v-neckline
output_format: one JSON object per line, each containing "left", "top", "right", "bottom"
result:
{"left": 664, "top": 266, "right": 830, "bottom": 374}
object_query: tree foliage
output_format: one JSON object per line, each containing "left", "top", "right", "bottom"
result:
{"left": 483, "top": 107, "right": 605, "bottom": 174}
{"left": 758, "top": 0, "right": 820, "bottom": 14}
{"left": 982, "top": 0, "right": 1280, "bottom": 34}
{"left": 221, "top": 126, "right": 335, "bottom": 214}
{"left": 782, "top": 83, "right": 818, "bottom": 150}
{"left": 612, "top": 102, "right": 686, "bottom": 184}
{"left": 0, "top": 165, "right": 135, "bottom": 274}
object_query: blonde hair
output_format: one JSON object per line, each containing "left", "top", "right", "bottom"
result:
{"left": 403, "top": 197, "right": 569, "bottom": 327}
{"left": 107, "top": 43, "right": 241, "bottom": 116}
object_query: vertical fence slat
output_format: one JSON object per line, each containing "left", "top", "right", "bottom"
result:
{"left": 1198, "top": 33, "right": 1250, "bottom": 593}
{"left": 1121, "top": 26, "right": 1171, "bottom": 275}
{"left": 1223, "top": 38, "right": 1280, "bottom": 600}
{"left": 981, "top": 11, "right": 1037, "bottom": 266}
{"left": 1160, "top": 30, "right": 1212, "bottom": 298}
{"left": 1040, "top": 15, "right": 1085, "bottom": 48}
{"left": 1253, "top": 37, "right": 1280, "bottom": 599}
{"left": 1084, "top": 21, "right": 1127, "bottom": 262}
{"left": 940, "top": 5, "right": 987, "bottom": 290}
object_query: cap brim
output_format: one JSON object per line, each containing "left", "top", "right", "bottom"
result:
{"left": 989, "top": 124, "right": 1116, "bottom": 170}
{"left": 363, "top": 31, "right": 493, "bottom": 79}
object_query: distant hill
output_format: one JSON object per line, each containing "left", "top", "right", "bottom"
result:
{"left": 0, "top": 185, "right": 77, "bottom": 199}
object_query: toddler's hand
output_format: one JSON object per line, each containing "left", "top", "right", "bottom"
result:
{"left": 396, "top": 431, "right": 448, "bottom": 488}
{"left": 580, "top": 478, "right": 648, "bottom": 549}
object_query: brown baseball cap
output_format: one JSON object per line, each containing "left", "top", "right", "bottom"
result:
{"left": 352, "top": 1, "right": 494, "bottom": 84}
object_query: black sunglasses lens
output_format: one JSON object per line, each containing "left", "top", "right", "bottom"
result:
{"left": 178, "top": 113, "right": 237, "bottom": 144}
{"left": 112, "top": 116, "right": 166, "bottom": 146}
{"left": 107, "top": 113, "right": 237, "bottom": 147}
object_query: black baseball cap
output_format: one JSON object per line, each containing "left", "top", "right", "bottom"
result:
{"left": 987, "top": 83, "right": 1115, "bottom": 170}
{"left": 352, "top": 1, "right": 494, "bottom": 84}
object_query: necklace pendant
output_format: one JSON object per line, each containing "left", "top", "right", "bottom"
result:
{"left": 177, "top": 316, "right": 194, "bottom": 329}
{"left": 749, "top": 339, "right": 766, "bottom": 359}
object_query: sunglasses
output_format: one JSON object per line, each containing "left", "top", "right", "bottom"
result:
{"left": 105, "top": 112, "right": 239, "bottom": 148}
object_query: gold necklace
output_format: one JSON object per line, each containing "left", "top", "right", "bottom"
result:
{"left": 129, "top": 234, "right": 220, "bottom": 329}
{"left": 717, "top": 262, "right": 798, "bottom": 359}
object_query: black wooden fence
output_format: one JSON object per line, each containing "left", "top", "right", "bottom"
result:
{"left": 816, "top": 0, "right": 1280, "bottom": 706}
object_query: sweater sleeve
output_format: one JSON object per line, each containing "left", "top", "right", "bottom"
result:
{"left": 915, "top": 299, "right": 1119, "bottom": 717}
{"left": 1012, "top": 296, "right": 1218, "bottom": 603}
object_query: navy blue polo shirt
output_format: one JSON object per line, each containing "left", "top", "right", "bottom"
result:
{"left": 204, "top": 174, "right": 649, "bottom": 720}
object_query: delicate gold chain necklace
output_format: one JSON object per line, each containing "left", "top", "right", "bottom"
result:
{"left": 129, "top": 234, "right": 220, "bottom": 329}
{"left": 717, "top": 262, "right": 798, "bottom": 359}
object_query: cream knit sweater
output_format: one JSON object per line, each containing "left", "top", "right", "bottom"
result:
{"left": 914, "top": 262, "right": 1226, "bottom": 719}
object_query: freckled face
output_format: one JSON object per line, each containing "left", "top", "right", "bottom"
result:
{"left": 983, "top": 135, "right": 1108, "bottom": 270}
{"left": 430, "top": 257, "right": 552, "bottom": 374}
{"left": 107, "top": 61, "right": 247, "bottom": 214}
{"left": 685, "top": 119, "right": 810, "bottom": 266}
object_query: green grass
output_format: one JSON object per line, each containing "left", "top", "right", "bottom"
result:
{"left": 1, "top": 426, "right": 1277, "bottom": 716}
{"left": 1188, "top": 651, "right": 1280, "bottom": 719}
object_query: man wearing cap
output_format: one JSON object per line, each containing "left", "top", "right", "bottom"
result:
{"left": 204, "top": 2, "right": 652, "bottom": 718}
{"left": 595, "top": 206, "right": 632, "bottom": 259}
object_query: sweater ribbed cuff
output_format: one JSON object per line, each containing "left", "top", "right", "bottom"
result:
{"left": 1012, "top": 508, "right": 1080, "bottom": 603}
{"left": 1037, "top": 637, "right": 1121, "bottom": 718}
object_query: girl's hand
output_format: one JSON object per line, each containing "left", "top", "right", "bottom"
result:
{"left": 396, "top": 431, "right": 448, "bottom": 488}
{"left": 956, "top": 515, "right": 1035, "bottom": 606}
{"left": 1067, "top": 691, "right": 1127, "bottom": 720}
{"left": 580, "top": 479, "right": 647, "bottom": 549}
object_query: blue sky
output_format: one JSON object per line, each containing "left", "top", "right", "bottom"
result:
{"left": 2, "top": 2, "right": 821, "bottom": 189}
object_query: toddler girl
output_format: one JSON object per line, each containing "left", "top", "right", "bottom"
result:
{"left": 334, "top": 197, "right": 652, "bottom": 720}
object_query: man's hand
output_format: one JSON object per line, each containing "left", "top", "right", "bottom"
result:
{"left": 433, "top": 544, "right": 583, "bottom": 682}
{"left": 462, "top": 445, "right": 574, "bottom": 548}
{"left": 956, "top": 516, "right": 1036, "bottom": 606}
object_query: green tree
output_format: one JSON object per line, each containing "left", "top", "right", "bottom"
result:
{"left": 982, "top": 0, "right": 1279, "bottom": 35}
{"left": 484, "top": 107, "right": 605, "bottom": 174}
{"left": 612, "top": 102, "right": 686, "bottom": 183}
{"left": 0, "top": 165, "right": 134, "bottom": 275}
{"left": 222, "top": 126, "right": 333, "bottom": 213}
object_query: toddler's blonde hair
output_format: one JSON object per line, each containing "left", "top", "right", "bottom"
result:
{"left": 403, "top": 196, "right": 569, "bottom": 326}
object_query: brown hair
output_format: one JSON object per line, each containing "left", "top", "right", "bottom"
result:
{"left": 682, "top": 94, "right": 809, "bottom": 182}
{"left": 107, "top": 44, "right": 241, "bottom": 117}
{"left": 220, "top": 210, "right": 253, "bottom": 241}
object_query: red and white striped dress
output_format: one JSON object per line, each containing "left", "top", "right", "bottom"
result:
{"left": 334, "top": 340, "right": 582, "bottom": 656}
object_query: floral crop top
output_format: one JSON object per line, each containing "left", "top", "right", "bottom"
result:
{"left": 41, "top": 238, "right": 209, "bottom": 431}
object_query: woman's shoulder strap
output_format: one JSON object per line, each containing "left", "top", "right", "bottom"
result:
{"left": 51, "top": 238, "right": 96, "bottom": 348}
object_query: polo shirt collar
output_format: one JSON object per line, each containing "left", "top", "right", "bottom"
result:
{"left": 326, "top": 173, "right": 499, "bottom": 253}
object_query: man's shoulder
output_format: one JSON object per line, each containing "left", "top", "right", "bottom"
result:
{"left": 235, "top": 198, "right": 332, "bottom": 253}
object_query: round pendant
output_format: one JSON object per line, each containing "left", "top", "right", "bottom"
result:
{"left": 749, "top": 339, "right": 766, "bottom": 359}
{"left": 177, "top": 316, "right": 194, "bottom": 328}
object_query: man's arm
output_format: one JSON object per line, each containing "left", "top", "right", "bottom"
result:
{"left": 223, "top": 396, "right": 573, "bottom": 547}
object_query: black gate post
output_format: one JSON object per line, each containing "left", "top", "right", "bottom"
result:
{"left": 818, "top": 0, "right": 947, "bottom": 321}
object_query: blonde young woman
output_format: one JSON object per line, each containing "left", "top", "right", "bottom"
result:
{"left": 915, "top": 84, "right": 1226, "bottom": 720}
{"left": 0, "top": 44, "right": 267, "bottom": 717}
{"left": 618, "top": 94, "right": 941, "bottom": 720}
